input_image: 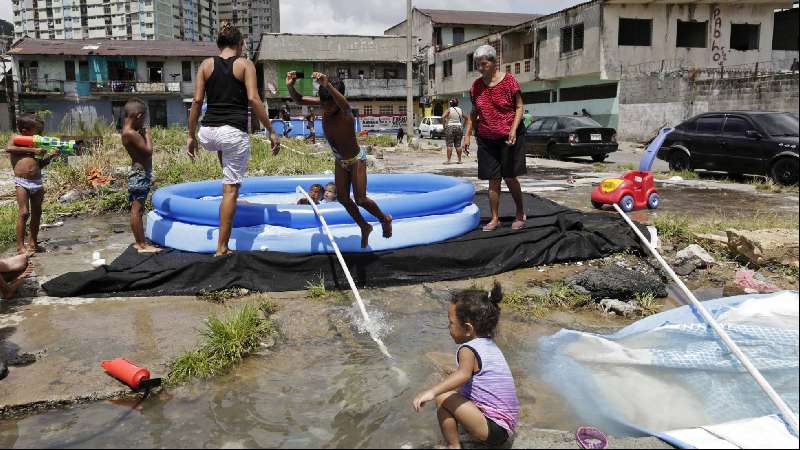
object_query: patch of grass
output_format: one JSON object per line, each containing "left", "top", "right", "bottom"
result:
{"left": 616, "top": 163, "right": 636, "bottom": 171}
{"left": 773, "top": 264, "right": 799, "bottom": 283}
{"left": 502, "top": 282, "right": 593, "bottom": 319}
{"left": 592, "top": 162, "right": 607, "bottom": 171}
{"left": 305, "top": 276, "right": 346, "bottom": 301}
{"left": 749, "top": 178, "right": 799, "bottom": 194}
{"left": 0, "top": 204, "right": 17, "bottom": 251}
{"left": 167, "top": 303, "right": 277, "bottom": 386}
{"left": 655, "top": 211, "right": 799, "bottom": 246}
{"left": 634, "top": 291, "right": 662, "bottom": 316}
{"left": 197, "top": 288, "right": 251, "bottom": 304}
{"left": 360, "top": 134, "right": 397, "bottom": 147}
{"left": 653, "top": 213, "right": 693, "bottom": 242}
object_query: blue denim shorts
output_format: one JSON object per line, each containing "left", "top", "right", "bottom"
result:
{"left": 128, "top": 168, "right": 152, "bottom": 203}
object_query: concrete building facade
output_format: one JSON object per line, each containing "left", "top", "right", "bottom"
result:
{"left": 426, "top": 0, "right": 799, "bottom": 135}
{"left": 9, "top": 38, "right": 219, "bottom": 131}
{"left": 219, "top": 0, "right": 279, "bottom": 57}
{"left": 12, "top": 0, "right": 218, "bottom": 42}
{"left": 257, "top": 33, "right": 419, "bottom": 130}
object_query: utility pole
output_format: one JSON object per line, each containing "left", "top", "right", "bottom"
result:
{"left": 405, "top": 0, "right": 414, "bottom": 146}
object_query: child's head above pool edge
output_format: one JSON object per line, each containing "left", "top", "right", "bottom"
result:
{"left": 448, "top": 281, "right": 503, "bottom": 344}
{"left": 309, "top": 184, "right": 324, "bottom": 202}
{"left": 324, "top": 183, "right": 337, "bottom": 202}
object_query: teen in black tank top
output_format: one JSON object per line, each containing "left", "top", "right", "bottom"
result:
{"left": 201, "top": 56, "right": 249, "bottom": 132}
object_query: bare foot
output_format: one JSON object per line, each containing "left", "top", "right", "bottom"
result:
{"left": 22, "top": 262, "right": 34, "bottom": 278}
{"left": 17, "top": 247, "right": 27, "bottom": 256}
{"left": 214, "top": 248, "right": 234, "bottom": 257}
{"left": 380, "top": 214, "right": 393, "bottom": 239}
{"left": 360, "top": 223, "right": 373, "bottom": 249}
{"left": 27, "top": 243, "right": 46, "bottom": 254}
{"left": 135, "top": 244, "right": 162, "bottom": 254}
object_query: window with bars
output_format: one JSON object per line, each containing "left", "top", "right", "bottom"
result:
{"left": 379, "top": 105, "right": 394, "bottom": 115}
{"left": 505, "top": 65, "right": 511, "bottom": 73}
{"left": 363, "top": 105, "right": 373, "bottom": 116}
{"left": 515, "top": 63, "right": 520, "bottom": 74}
{"left": 399, "top": 105, "right": 407, "bottom": 114}
{"left": 466, "top": 53, "right": 474, "bottom": 73}
{"left": 429, "top": 64, "right": 435, "bottom": 81}
{"left": 443, "top": 59, "right": 453, "bottom": 78}
{"left": 561, "top": 23, "right": 584, "bottom": 53}
{"left": 524, "top": 60, "right": 531, "bottom": 72}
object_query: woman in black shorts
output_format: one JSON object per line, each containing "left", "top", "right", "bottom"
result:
{"left": 463, "top": 45, "right": 526, "bottom": 232}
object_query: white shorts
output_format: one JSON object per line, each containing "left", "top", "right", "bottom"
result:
{"left": 198, "top": 125, "right": 251, "bottom": 185}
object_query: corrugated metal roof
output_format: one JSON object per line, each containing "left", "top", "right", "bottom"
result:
{"left": 9, "top": 38, "right": 220, "bottom": 57}
{"left": 417, "top": 9, "right": 539, "bottom": 27}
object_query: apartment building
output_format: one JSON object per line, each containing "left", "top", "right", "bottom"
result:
{"left": 257, "top": 33, "right": 418, "bottom": 131}
{"left": 12, "top": 0, "right": 218, "bottom": 42}
{"left": 9, "top": 38, "right": 219, "bottom": 130}
{"left": 219, "top": 0, "right": 279, "bottom": 57}
{"left": 427, "top": 0, "right": 799, "bottom": 130}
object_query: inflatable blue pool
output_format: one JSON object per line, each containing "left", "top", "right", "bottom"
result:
{"left": 146, "top": 174, "right": 480, "bottom": 254}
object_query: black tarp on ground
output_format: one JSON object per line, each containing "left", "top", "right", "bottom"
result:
{"left": 42, "top": 193, "right": 645, "bottom": 297}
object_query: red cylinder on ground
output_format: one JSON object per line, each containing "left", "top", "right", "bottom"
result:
{"left": 101, "top": 358, "right": 150, "bottom": 390}
{"left": 13, "top": 135, "right": 35, "bottom": 147}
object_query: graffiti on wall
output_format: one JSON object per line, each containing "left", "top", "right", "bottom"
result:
{"left": 711, "top": 7, "right": 728, "bottom": 66}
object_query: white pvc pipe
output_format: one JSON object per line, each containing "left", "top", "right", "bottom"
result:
{"left": 298, "top": 186, "right": 393, "bottom": 359}
{"left": 614, "top": 204, "right": 799, "bottom": 435}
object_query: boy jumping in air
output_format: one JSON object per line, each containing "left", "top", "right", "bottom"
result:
{"left": 5, "top": 114, "right": 59, "bottom": 256}
{"left": 286, "top": 71, "right": 392, "bottom": 248}
{"left": 120, "top": 98, "right": 161, "bottom": 253}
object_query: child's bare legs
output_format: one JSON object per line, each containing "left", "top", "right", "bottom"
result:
{"left": 336, "top": 164, "right": 373, "bottom": 248}
{"left": 130, "top": 198, "right": 160, "bottom": 253}
{"left": 27, "top": 190, "right": 45, "bottom": 254}
{"left": 0, "top": 258, "right": 34, "bottom": 300}
{"left": 15, "top": 186, "right": 31, "bottom": 255}
{"left": 436, "top": 392, "right": 490, "bottom": 449}
{"left": 350, "top": 161, "right": 392, "bottom": 240}
{"left": 216, "top": 183, "right": 239, "bottom": 256}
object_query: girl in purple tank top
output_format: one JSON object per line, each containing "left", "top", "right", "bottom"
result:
{"left": 413, "top": 282, "right": 519, "bottom": 448}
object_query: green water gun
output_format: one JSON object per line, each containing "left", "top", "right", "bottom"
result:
{"left": 13, "top": 135, "right": 79, "bottom": 157}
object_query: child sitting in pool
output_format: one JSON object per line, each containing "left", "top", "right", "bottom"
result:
{"left": 297, "top": 183, "right": 323, "bottom": 205}
{"left": 320, "top": 182, "right": 337, "bottom": 204}
{"left": 286, "top": 71, "right": 392, "bottom": 248}
{"left": 413, "top": 282, "right": 519, "bottom": 449}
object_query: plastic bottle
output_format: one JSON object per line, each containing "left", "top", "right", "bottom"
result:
{"left": 100, "top": 358, "right": 151, "bottom": 390}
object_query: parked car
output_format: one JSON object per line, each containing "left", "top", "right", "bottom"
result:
{"left": 657, "top": 111, "right": 799, "bottom": 185}
{"left": 524, "top": 116, "right": 618, "bottom": 162}
{"left": 417, "top": 116, "right": 444, "bottom": 139}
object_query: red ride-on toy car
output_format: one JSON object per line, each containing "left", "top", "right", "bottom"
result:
{"left": 591, "top": 170, "right": 660, "bottom": 212}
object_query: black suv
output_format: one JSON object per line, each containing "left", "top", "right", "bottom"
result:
{"left": 657, "top": 111, "right": 799, "bottom": 185}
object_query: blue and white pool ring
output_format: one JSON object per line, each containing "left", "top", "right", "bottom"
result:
{"left": 146, "top": 204, "right": 480, "bottom": 254}
{"left": 151, "top": 174, "right": 476, "bottom": 229}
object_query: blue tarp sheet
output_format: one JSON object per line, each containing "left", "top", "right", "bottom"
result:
{"left": 538, "top": 292, "right": 799, "bottom": 443}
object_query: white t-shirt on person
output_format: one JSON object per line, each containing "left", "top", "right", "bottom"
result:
{"left": 446, "top": 107, "right": 464, "bottom": 128}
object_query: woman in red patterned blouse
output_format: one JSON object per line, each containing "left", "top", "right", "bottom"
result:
{"left": 464, "top": 45, "right": 527, "bottom": 232}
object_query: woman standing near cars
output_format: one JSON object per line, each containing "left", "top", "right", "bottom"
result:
{"left": 442, "top": 98, "right": 466, "bottom": 164}
{"left": 464, "top": 45, "right": 527, "bottom": 232}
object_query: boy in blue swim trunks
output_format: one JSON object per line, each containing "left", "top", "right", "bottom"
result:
{"left": 286, "top": 71, "right": 392, "bottom": 248}
{"left": 120, "top": 98, "right": 161, "bottom": 253}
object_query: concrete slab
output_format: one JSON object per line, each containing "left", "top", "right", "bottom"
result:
{"left": 0, "top": 295, "right": 224, "bottom": 417}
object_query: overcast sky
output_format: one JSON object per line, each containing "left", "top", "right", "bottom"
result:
{"left": 1, "top": 0, "right": 586, "bottom": 34}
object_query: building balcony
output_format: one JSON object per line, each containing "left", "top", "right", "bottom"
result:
{"left": 18, "top": 78, "right": 65, "bottom": 95}
{"left": 341, "top": 78, "right": 419, "bottom": 99}
{"left": 19, "top": 79, "right": 183, "bottom": 96}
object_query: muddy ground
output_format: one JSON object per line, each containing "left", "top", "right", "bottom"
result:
{"left": 0, "top": 141, "right": 797, "bottom": 448}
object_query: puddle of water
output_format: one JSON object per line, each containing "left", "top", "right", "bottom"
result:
{"left": 0, "top": 289, "right": 582, "bottom": 448}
